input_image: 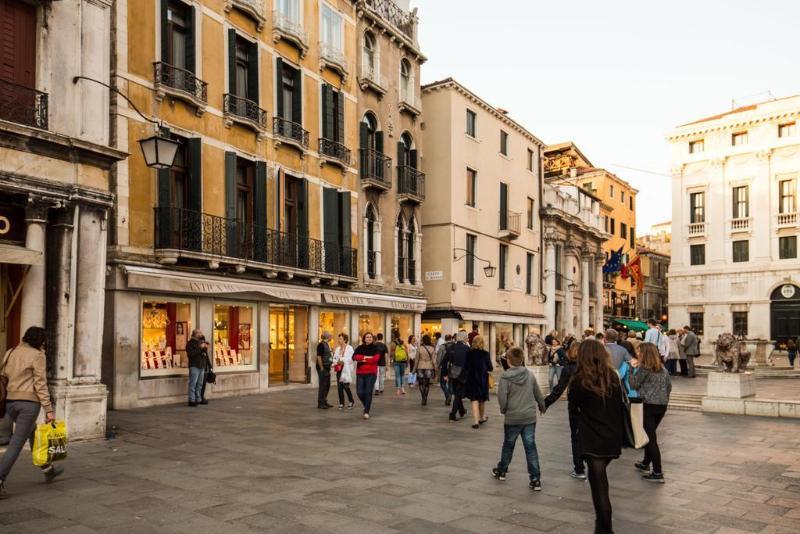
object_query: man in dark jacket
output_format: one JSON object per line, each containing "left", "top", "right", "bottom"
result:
{"left": 437, "top": 335, "right": 454, "bottom": 405}
{"left": 446, "top": 330, "right": 470, "bottom": 421}
{"left": 681, "top": 326, "right": 699, "bottom": 378}
{"left": 374, "top": 333, "right": 389, "bottom": 396}
{"left": 186, "top": 330, "right": 208, "bottom": 407}
{"left": 316, "top": 332, "right": 334, "bottom": 409}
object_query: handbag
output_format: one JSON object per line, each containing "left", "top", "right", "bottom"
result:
{"left": 32, "top": 421, "right": 68, "bottom": 466}
{"left": 407, "top": 372, "right": 417, "bottom": 385}
{"left": 629, "top": 398, "right": 649, "bottom": 448}
{"left": 0, "top": 348, "right": 14, "bottom": 418}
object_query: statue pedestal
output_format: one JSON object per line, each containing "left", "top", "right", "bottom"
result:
{"left": 528, "top": 365, "right": 551, "bottom": 395}
{"left": 706, "top": 372, "right": 756, "bottom": 398}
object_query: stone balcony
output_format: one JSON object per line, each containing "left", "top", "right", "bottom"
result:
{"left": 688, "top": 221, "right": 706, "bottom": 236}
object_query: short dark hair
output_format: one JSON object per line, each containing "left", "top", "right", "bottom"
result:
{"left": 434, "top": 332, "right": 442, "bottom": 339}
{"left": 445, "top": 334, "right": 452, "bottom": 341}
{"left": 647, "top": 318, "right": 658, "bottom": 326}
{"left": 507, "top": 346, "right": 525, "bottom": 366}
{"left": 376, "top": 332, "right": 384, "bottom": 341}
{"left": 22, "top": 326, "right": 47, "bottom": 350}
{"left": 422, "top": 334, "right": 432, "bottom": 346}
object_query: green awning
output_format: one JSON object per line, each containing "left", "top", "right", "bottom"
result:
{"left": 612, "top": 319, "right": 649, "bottom": 332}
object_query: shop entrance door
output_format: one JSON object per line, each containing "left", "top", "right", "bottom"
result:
{"left": 269, "top": 305, "right": 309, "bottom": 385}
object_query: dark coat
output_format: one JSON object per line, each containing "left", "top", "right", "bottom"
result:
{"left": 544, "top": 360, "right": 576, "bottom": 408}
{"left": 464, "top": 349, "right": 493, "bottom": 401}
{"left": 567, "top": 379, "right": 624, "bottom": 459}
{"left": 186, "top": 338, "right": 206, "bottom": 369}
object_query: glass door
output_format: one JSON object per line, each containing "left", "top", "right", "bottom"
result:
{"left": 269, "top": 305, "right": 309, "bottom": 385}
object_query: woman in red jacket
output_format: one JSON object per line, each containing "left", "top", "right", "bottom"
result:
{"left": 352, "top": 332, "right": 381, "bottom": 419}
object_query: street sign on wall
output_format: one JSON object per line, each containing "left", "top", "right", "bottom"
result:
{"left": 425, "top": 271, "right": 443, "bottom": 281}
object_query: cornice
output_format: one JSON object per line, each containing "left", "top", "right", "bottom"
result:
{"left": 667, "top": 109, "right": 800, "bottom": 141}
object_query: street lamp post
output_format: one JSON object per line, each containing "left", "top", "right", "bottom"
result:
{"left": 452, "top": 248, "right": 496, "bottom": 278}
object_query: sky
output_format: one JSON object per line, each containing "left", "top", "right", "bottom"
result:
{"left": 410, "top": 0, "right": 800, "bottom": 233}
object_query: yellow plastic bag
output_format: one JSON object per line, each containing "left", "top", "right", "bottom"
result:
{"left": 32, "top": 421, "right": 68, "bottom": 467}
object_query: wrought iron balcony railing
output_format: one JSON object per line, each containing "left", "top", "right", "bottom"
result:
{"left": 154, "top": 207, "right": 357, "bottom": 278}
{"left": 223, "top": 93, "right": 267, "bottom": 129}
{"left": 319, "top": 137, "right": 351, "bottom": 166}
{"left": 154, "top": 62, "right": 208, "bottom": 104}
{"left": 397, "top": 165, "right": 425, "bottom": 202}
{"left": 359, "top": 148, "right": 392, "bottom": 188}
{"left": 273, "top": 116, "right": 309, "bottom": 148}
{"left": 0, "top": 78, "right": 48, "bottom": 130}
{"left": 362, "top": 0, "right": 415, "bottom": 39}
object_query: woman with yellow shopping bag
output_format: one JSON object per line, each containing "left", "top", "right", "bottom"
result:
{"left": 0, "top": 327, "right": 64, "bottom": 499}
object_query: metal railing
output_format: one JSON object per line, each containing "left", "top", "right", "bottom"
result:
{"left": 362, "top": 0, "right": 415, "bottom": 38}
{"left": 500, "top": 210, "right": 521, "bottom": 234}
{"left": 367, "top": 250, "right": 377, "bottom": 279}
{"left": 397, "top": 166, "right": 425, "bottom": 201}
{"left": 688, "top": 221, "right": 706, "bottom": 236}
{"left": 223, "top": 93, "right": 267, "bottom": 129}
{"left": 273, "top": 116, "right": 309, "bottom": 148}
{"left": 154, "top": 62, "right": 208, "bottom": 103}
{"left": 777, "top": 212, "right": 797, "bottom": 227}
{"left": 154, "top": 207, "right": 356, "bottom": 277}
{"left": 731, "top": 217, "right": 750, "bottom": 232}
{"left": 0, "top": 78, "right": 48, "bottom": 130}
{"left": 359, "top": 148, "right": 391, "bottom": 185}
{"left": 319, "top": 137, "right": 351, "bottom": 165}
{"left": 273, "top": 9, "right": 308, "bottom": 45}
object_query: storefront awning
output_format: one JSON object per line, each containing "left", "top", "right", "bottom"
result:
{"left": 612, "top": 319, "right": 649, "bottom": 332}
{"left": 124, "top": 265, "right": 322, "bottom": 304}
{"left": 460, "top": 311, "right": 547, "bottom": 325}
{"left": 322, "top": 291, "right": 427, "bottom": 313}
{"left": 0, "top": 243, "right": 43, "bottom": 265}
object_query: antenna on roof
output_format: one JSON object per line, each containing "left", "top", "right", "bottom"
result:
{"left": 731, "top": 90, "right": 775, "bottom": 110}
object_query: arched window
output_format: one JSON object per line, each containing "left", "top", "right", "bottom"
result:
{"left": 363, "top": 32, "right": 376, "bottom": 76}
{"left": 399, "top": 132, "right": 413, "bottom": 167}
{"left": 366, "top": 203, "right": 378, "bottom": 279}
{"left": 400, "top": 59, "right": 411, "bottom": 102}
{"left": 396, "top": 214, "right": 407, "bottom": 282}
{"left": 407, "top": 215, "right": 417, "bottom": 284}
{"left": 361, "top": 113, "right": 377, "bottom": 151}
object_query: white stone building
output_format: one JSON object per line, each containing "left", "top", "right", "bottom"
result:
{"left": 668, "top": 96, "right": 800, "bottom": 351}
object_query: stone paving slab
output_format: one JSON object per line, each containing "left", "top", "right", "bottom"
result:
{"left": 0, "top": 386, "right": 799, "bottom": 533}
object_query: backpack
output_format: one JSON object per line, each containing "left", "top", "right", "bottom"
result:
{"left": 394, "top": 344, "right": 408, "bottom": 363}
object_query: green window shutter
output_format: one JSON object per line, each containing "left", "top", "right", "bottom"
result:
{"left": 359, "top": 122, "right": 369, "bottom": 179}
{"left": 292, "top": 66, "right": 302, "bottom": 124}
{"left": 275, "top": 57, "right": 284, "bottom": 118}
{"left": 375, "top": 130, "right": 384, "bottom": 154}
{"left": 336, "top": 90, "right": 344, "bottom": 143}
{"left": 375, "top": 131, "right": 385, "bottom": 180}
{"left": 156, "top": 127, "right": 172, "bottom": 247}
{"left": 254, "top": 161, "right": 267, "bottom": 261}
{"left": 247, "top": 42, "right": 259, "bottom": 103}
{"left": 359, "top": 121, "right": 369, "bottom": 150}
{"left": 296, "top": 178, "right": 308, "bottom": 268}
{"left": 186, "top": 137, "right": 202, "bottom": 251}
{"left": 322, "top": 188, "right": 338, "bottom": 274}
{"left": 224, "top": 151, "right": 237, "bottom": 256}
{"left": 397, "top": 142, "right": 404, "bottom": 165}
{"left": 339, "top": 191, "right": 352, "bottom": 276}
{"left": 160, "top": 0, "right": 169, "bottom": 63}
{"left": 410, "top": 149, "right": 417, "bottom": 169}
{"left": 227, "top": 29, "right": 236, "bottom": 94}
{"left": 185, "top": 6, "right": 195, "bottom": 73}
{"left": 321, "top": 84, "right": 331, "bottom": 139}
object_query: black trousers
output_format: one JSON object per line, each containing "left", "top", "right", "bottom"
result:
{"left": 336, "top": 370, "right": 354, "bottom": 405}
{"left": 569, "top": 414, "right": 584, "bottom": 474}
{"left": 642, "top": 403, "right": 668, "bottom": 473}
{"left": 586, "top": 457, "right": 613, "bottom": 534}
{"left": 317, "top": 369, "right": 331, "bottom": 406}
{"left": 449, "top": 381, "right": 467, "bottom": 418}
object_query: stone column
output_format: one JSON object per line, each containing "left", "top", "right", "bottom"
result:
{"left": 19, "top": 205, "right": 48, "bottom": 332}
{"left": 308, "top": 306, "right": 320, "bottom": 387}
{"left": 47, "top": 207, "right": 76, "bottom": 382}
{"left": 544, "top": 239, "right": 556, "bottom": 333}
{"left": 581, "top": 252, "right": 591, "bottom": 333}
{"left": 563, "top": 280, "right": 574, "bottom": 336}
{"left": 489, "top": 323, "right": 497, "bottom": 363}
{"left": 595, "top": 254, "right": 605, "bottom": 332}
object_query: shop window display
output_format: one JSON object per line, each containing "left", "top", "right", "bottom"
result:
{"left": 141, "top": 298, "right": 194, "bottom": 376}
{"left": 358, "top": 311, "right": 384, "bottom": 339}
{"left": 213, "top": 302, "right": 258, "bottom": 372}
{"left": 496, "top": 322, "right": 514, "bottom": 354}
{"left": 269, "top": 305, "right": 309, "bottom": 384}
{"left": 390, "top": 313, "right": 413, "bottom": 343}
{"left": 319, "top": 310, "right": 349, "bottom": 345}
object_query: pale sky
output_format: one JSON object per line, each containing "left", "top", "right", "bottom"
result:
{"left": 411, "top": 0, "right": 800, "bottom": 233}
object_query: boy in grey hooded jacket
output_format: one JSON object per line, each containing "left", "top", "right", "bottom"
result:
{"left": 492, "top": 347, "right": 546, "bottom": 490}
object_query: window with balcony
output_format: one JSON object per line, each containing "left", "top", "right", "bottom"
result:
{"left": 689, "top": 139, "right": 704, "bottom": 154}
{"left": 732, "top": 240, "right": 749, "bottom": 263}
{"left": 779, "top": 179, "right": 796, "bottom": 214}
{"left": 320, "top": 83, "right": 349, "bottom": 164}
{"left": 732, "top": 311, "right": 748, "bottom": 336}
{"left": 690, "top": 192, "right": 705, "bottom": 223}
{"left": 690, "top": 244, "right": 705, "bottom": 265}
{"left": 466, "top": 168, "right": 477, "bottom": 207}
{"left": 689, "top": 312, "right": 704, "bottom": 335}
{"left": 526, "top": 253, "right": 534, "bottom": 295}
{"left": 779, "top": 122, "right": 796, "bottom": 138}
{"left": 155, "top": 134, "right": 203, "bottom": 252}
{"left": 527, "top": 197, "right": 535, "bottom": 229}
{"left": 466, "top": 109, "right": 477, "bottom": 137}
{"left": 499, "top": 244, "right": 508, "bottom": 290}
{"left": 732, "top": 185, "right": 749, "bottom": 219}
{"left": 466, "top": 233, "right": 477, "bottom": 284}
{"left": 399, "top": 59, "right": 415, "bottom": 105}
{"left": 732, "top": 131, "right": 748, "bottom": 146}
{"left": 276, "top": 0, "right": 300, "bottom": 21}
{"left": 224, "top": 31, "right": 264, "bottom": 129}
{"left": 780, "top": 236, "right": 797, "bottom": 259}
{"left": 322, "top": 187, "right": 353, "bottom": 276}
{"left": 274, "top": 58, "right": 307, "bottom": 147}
{"left": 165, "top": 1, "right": 192, "bottom": 71}
{"left": 500, "top": 130, "right": 509, "bottom": 155}
{"left": 222, "top": 152, "right": 266, "bottom": 259}
{"left": 365, "top": 203, "right": 378, "bottom": 279}
{"left": 397, "top": 133, "right": 424, "bottom": 201}
{"left": 620, "top": 222, "right": 627, "bottom": 239}
{"left": 359, "top": 113, "right": 389, "bottom": 185}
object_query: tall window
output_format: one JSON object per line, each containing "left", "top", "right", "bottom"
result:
{"left": 500, "top": 130, "right": 509, "bottom": 155}
{"left": 169, "top": 139, "right": 189, "bottom": 209}
{"left": 779, "top": 236, "right": 797, "bottom": 259}
{"left": 321, "top": 84, "right": 344, "bottom": 143}
{"left": 284, "top": 176, "right": 299, "bottom": 235}
{"left": 621, "top": 191, "right": 626, "bottom": 204}
{"left": 689, "top": 312, "right": 704, "bottom": 335}
{"left": 732, "top": 186, "right": 749, "bottom": 219}
{"left": 732, "top": 312, "right": 748, "bottom": 336}
{"left": 527, "top": 148, "right": 535, "bottom": 172}
{"left": 554, "top": 244, "right": 563, "bottom": 291}
{"left": 166, "top": 1, "right": 190, "bottom": 70}
{"left": 276, "top": 0, "right": 300, "bottom": 21}
{"left": 610, "top": 218, "right": 616, "bottom": 235}
{"left": 690, "top": 244, "right": 705, "bottom": 265}
{"left": 690, "top": 192, "right": 705, "bottom": 223}
{"left": 620, "top": 222, "right": 627, "bottom": 240}
{"left": 629, "top": 196, "right": 634, "bottom": 210}
{"left": 234, "top": 37, "right": 250, "bottom": 98}
{"left": 526, "top": 253, "right": 534, "bottom": 295}
{"left": 603, "top": 216, "right": 609, "bottom": 233}
{"left": 396, "top": 215, "right": 407, "bottom": 282}
{"left": 466, "top": 168, "right": 477, "bottom": 207}
{"left": 526, "top": 197, "right": 535, "bottom": 229}
{"left": 732, "top": 240, "right": 749, "bottom": 263}
{"left": 407, "top": 217, "right": 417, "bottom": 285}
{"left": 732, "top": 131, "right": 748, "bottom": 146}
{"left": 689, "top": 139, "right": 704, "bottom": 154}
{"left": 277, "top": 59, "right": 301, "bottom": 123}
{"left": 779, "top": 122, "right": 796, "bottom": 138}
{"left": 236, "top": 160, "right": 254, "bottom": 226}
{"left": 321, "top": 4, "right": 343, "bottom": 53}
{"left": 779, "top": 179, "right": 796, "bottom": 213}
{"left": 363, "top": 32, "right": 376, "bottom": 75}
{"left": 466, "top": 109, "right": 477, "bottom": 137}
{"left": 366, "top": 204, "right": 377, "bottom": 279}
{"left": 400, "top": 59, "right": 412, "bottom": 102}
{"left": 609, "top": 184, "right": 615, "bottom": 198}
{"left": 466, "top": 233, "right": 476, "bottom": 284}
{"left": 499, "top": 244, "right": 508, "bottom": 290}
{"left": 630, "top": 227, "right": 635, "bottom": 249}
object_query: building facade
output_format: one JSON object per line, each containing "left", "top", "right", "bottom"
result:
{"left": 636, "top": 246, "right": 669, "bottom": 324}
{"left": 0, "top": 0, "right": 126, "bottom": 439}
{"left": 638, "top": 220, "right": 671, "bottom": 256}
{"left": 353, "top": 0, "right": 426, "bottom": 343}
{"left": 544, "top": 142, "right": 638, "bottom": 326}
{"left": 668, "top": 96, "right": 800, "bottom": 350}
{"left": 420, "top": 79, "right": 546, "bottom": 359}
{"left": 105, "top": 0, "right": 424, "bottom": 410}
{"left": 541, "top": 183, "right": 607, "bottom": 336}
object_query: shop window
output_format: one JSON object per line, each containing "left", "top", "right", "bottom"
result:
{"left": 391, "top": 313, "right": 413, "bottom": 344}
{"left": 213, "top": 302, "right": 257, "bottom": 371}
{"left": 358, "top": 311, "right": 384, "bottom": 339}
{"left": 319, "top": 310, "right": 349, "bottom": 342}
{"left": 269, "top": 304, "right": 309, "bottom": 384}
{"left": 141, "top": 298, "right": 195, "bottom": 376}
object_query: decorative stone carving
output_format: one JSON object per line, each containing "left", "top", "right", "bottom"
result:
{"left": 713, "top": 333, "right": 750, "bottom": 373}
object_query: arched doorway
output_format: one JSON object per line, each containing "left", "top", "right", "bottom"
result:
{"left": 771, "top": 283, "right": 800, "bottom": 343}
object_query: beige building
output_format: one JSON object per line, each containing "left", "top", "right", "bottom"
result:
{"left": 638, "top": 221, "right": 671, "bottom": 256}
{"left": 420, "top": 78, "right": 546, "bottom": 357}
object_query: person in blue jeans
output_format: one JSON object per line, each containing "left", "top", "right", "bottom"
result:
{"left": 492, "top": 347, "right": 546, "bottom": 491}
{"left": 186, "top": 330, "right": 208, "bottom": 407}
{"left": 392, "top": 337, "right": 408, "bottom": 395}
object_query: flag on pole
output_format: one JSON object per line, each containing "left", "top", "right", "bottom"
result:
{"left": 628, "top": 256, "right": 643, "bottom": 292}
{"left": 602, "top": 246, "right": 625, "bottom": 274}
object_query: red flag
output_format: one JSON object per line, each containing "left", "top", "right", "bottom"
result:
{"left": 628, "top": 256, "right": 643, "bottom": 292}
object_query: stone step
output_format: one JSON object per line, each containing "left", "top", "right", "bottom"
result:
{"left": 669, "top": 402, "right": 703, "bottom": 412}
{"left": 670, "top": 394, "right": 703, "bottom": 404}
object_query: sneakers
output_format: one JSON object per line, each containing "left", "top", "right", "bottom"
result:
{"left": 188, "top": 402, "right": 197, "bottom": 407}
{"left": 634, "top": 461, "right": 650, "bottom": 472}
{"left": 347, "top": 402, "right": 354, "bottom": 410}
{"left": 338, "top": 404, "right": 344, "bottom": 410}
{"left": 642, "top": 473, "right": 665, "bottom": 483}
{"left": 43, "top": 465, "right": 64, "bottom": 483}
{"left": 363, "top": 413, "right": 370, "bottom": 420}
{"left": 529, "top": 479, "right": 542, "bottom": 491}
{"left": 570, "top": 470, "right": 587, "bottom": 480}
{"left": 491, "top": 468, "right": 506, "bottom": 481}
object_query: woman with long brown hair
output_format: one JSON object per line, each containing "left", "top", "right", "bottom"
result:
{"left": 629, "top": 342, "right": 672, "bottom": 483}
{"left": 544, "top": 342, "right": 584, "bottom": 479}
{"left": 567, "top": 339, "right": 624, "bottom": 534}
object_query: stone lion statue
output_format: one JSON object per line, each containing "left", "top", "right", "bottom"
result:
{"left": 714, "top": 333, "right": 750, "bottom": 373}
{"left": 525, "top": 332, "right": 548, "bottom": 366}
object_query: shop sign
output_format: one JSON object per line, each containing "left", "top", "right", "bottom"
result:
{"left": 424, "top": 270, "right": 443, "bottom": 281}
{"left": 0, "top": 206, "right": 26, "bottom": 244}
{"left": 323, "top": 292, "right": 427, "bottom": 312}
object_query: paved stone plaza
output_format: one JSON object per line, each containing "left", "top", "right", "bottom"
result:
{"left": 1, "top": 387, "right": 799, "bottom": 534}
